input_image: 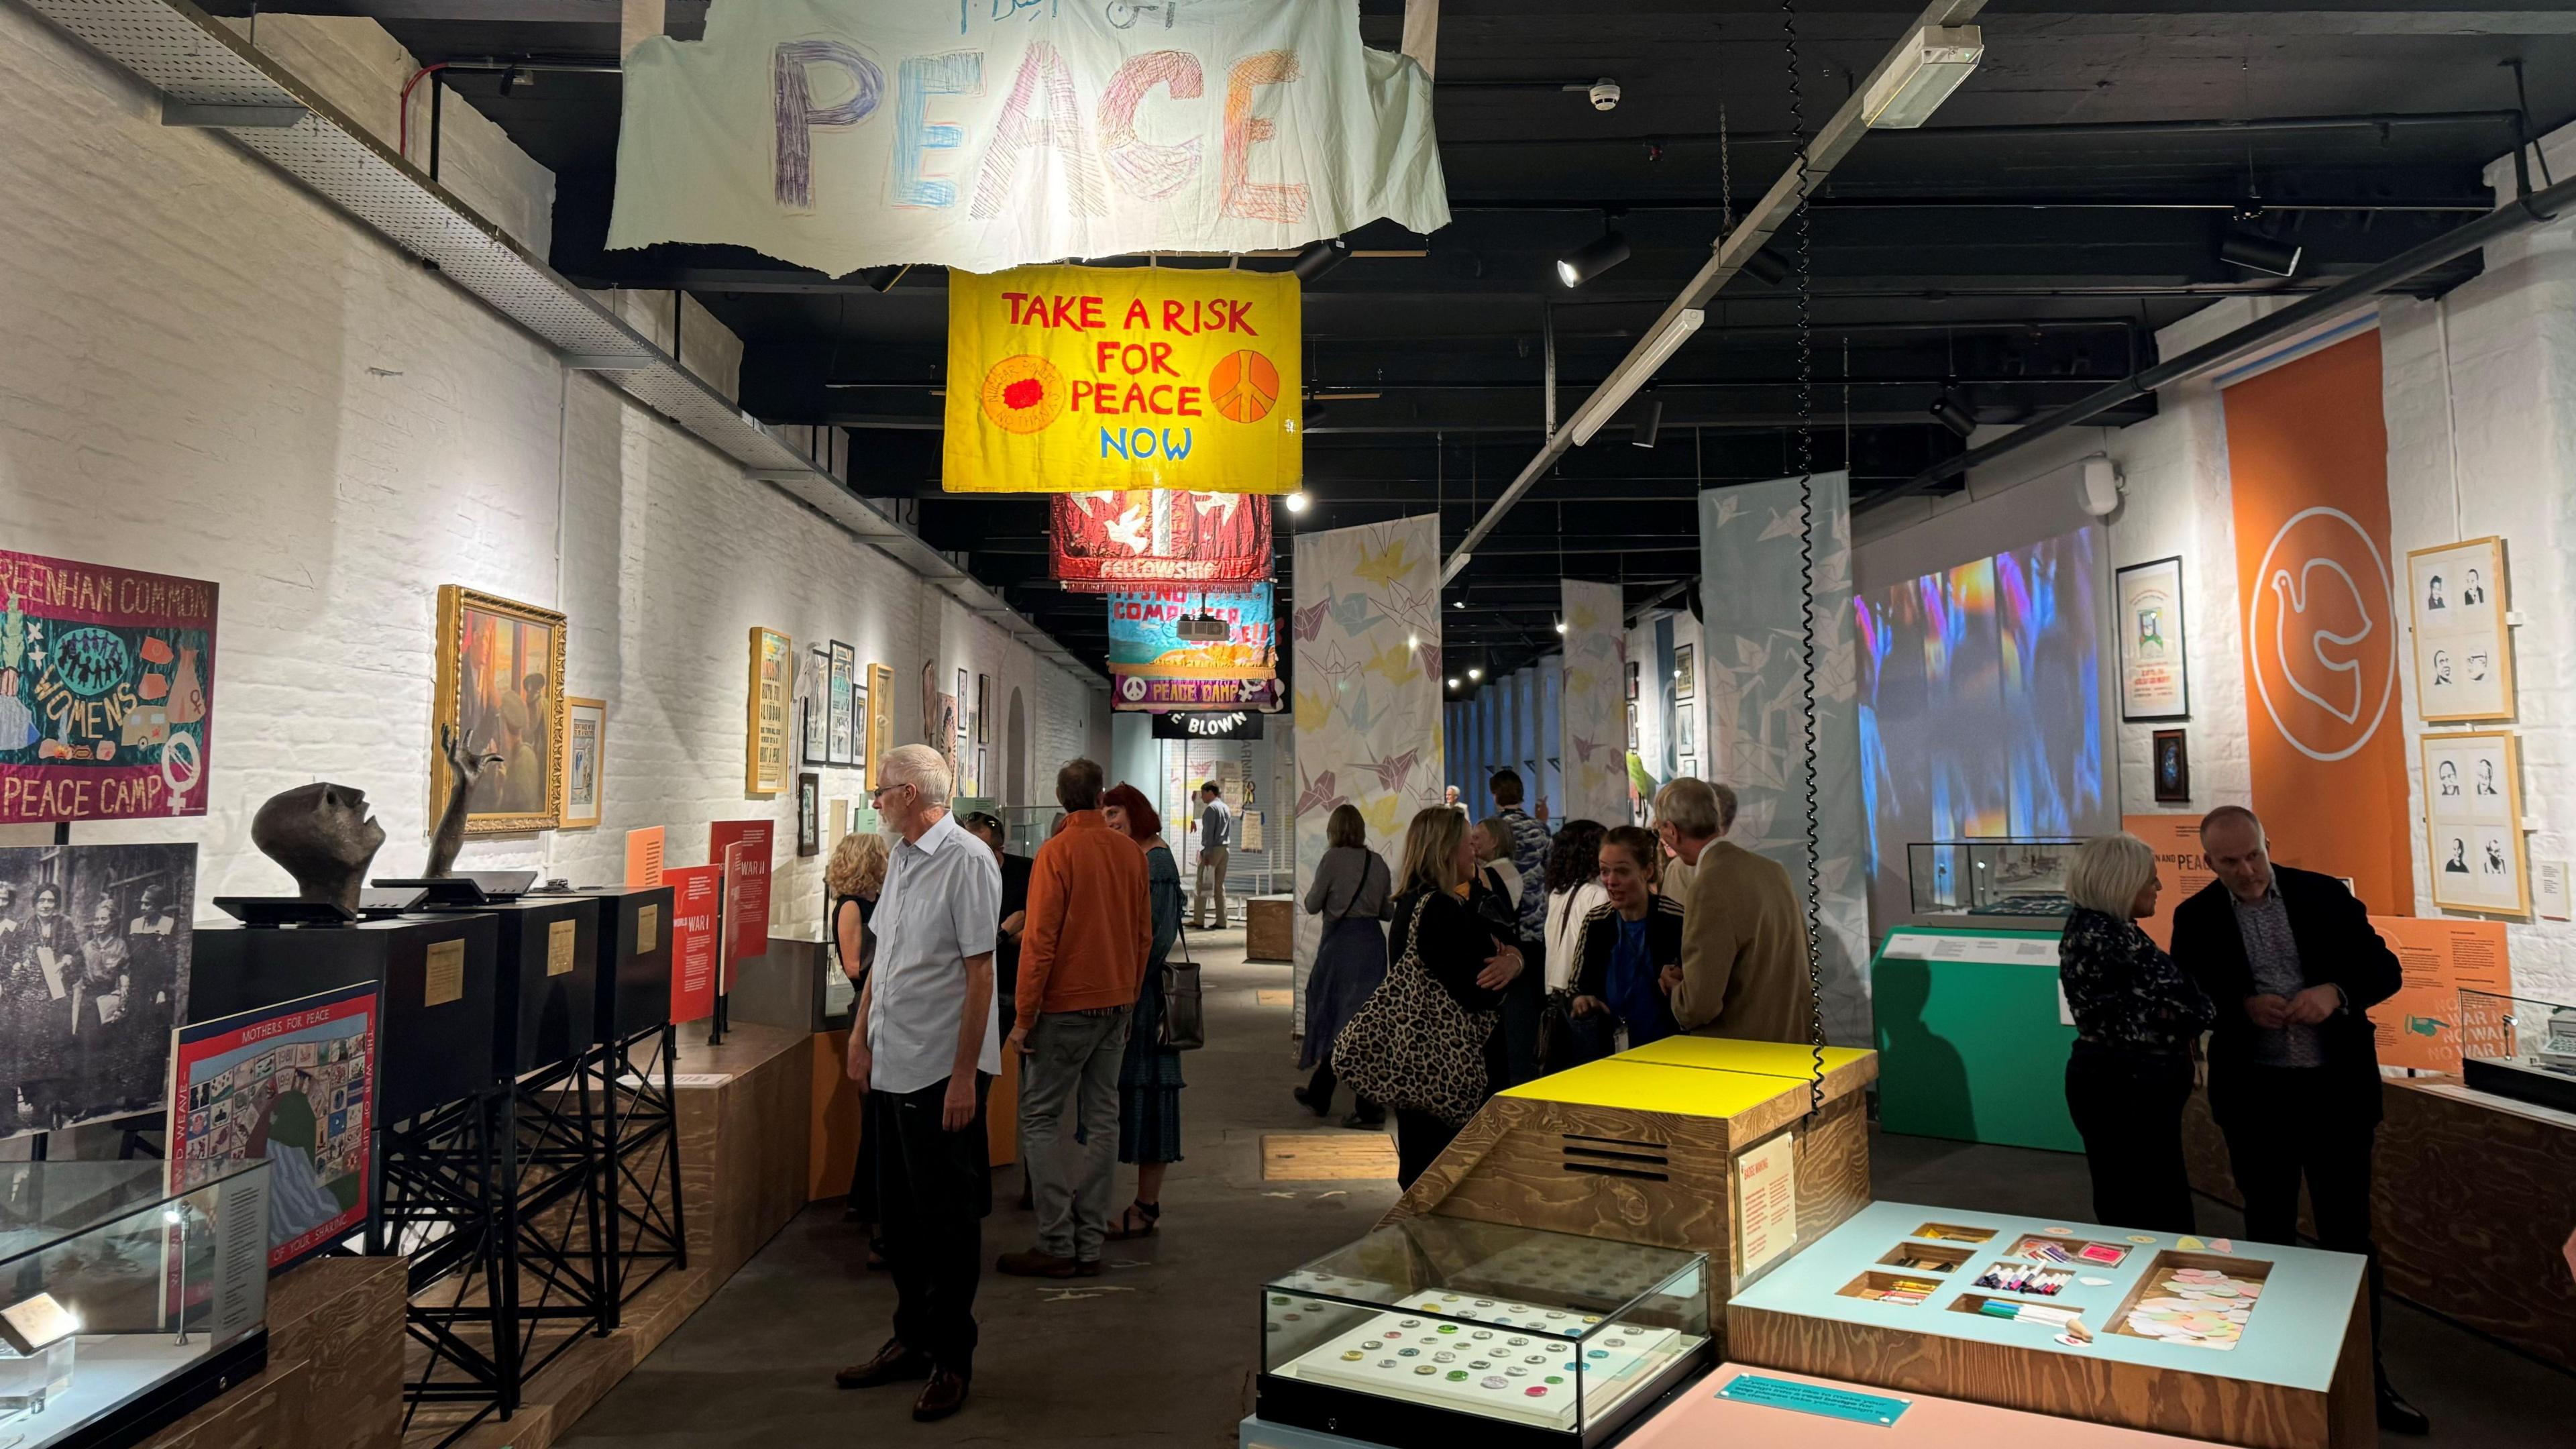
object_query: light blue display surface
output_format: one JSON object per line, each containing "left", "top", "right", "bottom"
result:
{"left": 1729, "top": 1201, "right": 2366, "bottom": 1393}
{"left": 1717, "top": 1372, "right": 1911, "bottom": 1426}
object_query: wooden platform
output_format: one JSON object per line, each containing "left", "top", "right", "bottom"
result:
{"left": 143, "top": 1256, "right": 409, "bottom": 1449}
{"left": 2184, "top": 1073, "right": 2576, "bottom": 1373}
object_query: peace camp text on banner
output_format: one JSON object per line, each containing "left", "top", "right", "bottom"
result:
{"left": 947, "top": 265, "right": 1299, "bottom": 494}
{"left": 605, "top": 0, "right": 1450, "bottom": 277}
{"left": 1054, "top": 490, "right": 1271, "bottom": 592}
{"left": 1109, "top": 584, "right": 1275, "bottom": 682}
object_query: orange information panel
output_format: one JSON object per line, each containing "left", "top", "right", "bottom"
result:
{"left": 2122, "top": 814, "right": 2215, "bottom": 952}
{"left": 2366, "top": 914, "right": 2512, "bottom": 1073}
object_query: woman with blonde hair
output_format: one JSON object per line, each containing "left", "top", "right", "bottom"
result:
{"left": 1297, "top": 803, "right": 1393, "bottom": 1126}
{"left": 1333, "top": 806, "right": 1525, "bottom": 1187}
{"left": 826, "top": 830, "right": 892, "bottom": 1254}
{"left": 2059, "top": 830, "right": 2214, "bottom": 1233}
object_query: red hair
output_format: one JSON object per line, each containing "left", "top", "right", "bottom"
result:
{"left": 1102, "top": 783, "right": 1161, "bottom": 841}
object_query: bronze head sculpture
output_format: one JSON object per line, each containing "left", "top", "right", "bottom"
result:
{"left": 250, "top": 783, "right": 387, "bottom": 916}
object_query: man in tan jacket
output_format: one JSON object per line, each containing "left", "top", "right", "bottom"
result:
{"left": 1653, "top": 779, "right": 1815, "bottom": 1042}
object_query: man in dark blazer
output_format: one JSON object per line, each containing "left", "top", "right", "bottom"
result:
{"left": 2169, "top": 805, "right": 2422, "bottom": 1435}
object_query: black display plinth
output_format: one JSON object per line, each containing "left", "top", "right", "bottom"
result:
{"left": 2463, "top": 1054, "right": 2576, "bottom": 1114}
{"left": 469, "top": 896, "right": 602, "bottom": 1078}
{"left": 566, "top": 885, "right": 682, "bottom": 1330}
{"left": 190, "top": 914, "right": 500, "bottom": 1124}
{"left": 580, "top": 885, "right": 674, "bottom": 1043}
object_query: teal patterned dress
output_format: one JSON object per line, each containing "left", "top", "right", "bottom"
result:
{"left": 1118, "top": 843, "right": 1187, "bottom": 1164}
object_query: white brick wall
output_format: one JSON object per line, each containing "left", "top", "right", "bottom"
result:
{"left": 0, "top": 6, "right": 1105, "bottom": 943}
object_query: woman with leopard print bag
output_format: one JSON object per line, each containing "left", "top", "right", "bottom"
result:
{"left": 1332, "top": 806, "right": 1528, "bottom": 1187}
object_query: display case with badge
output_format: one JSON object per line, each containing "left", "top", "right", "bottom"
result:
{"left": 0, "top": 1159, "right": 272, "bottom": 1449}
{"left": 1255, "top": 1217, "right": 1710, "bottom": 1449}
{"left": 2458, "top": 986, "right": 2576, "bottom": 1113}
{"left": 1906, "top": 839, "right": 2082, "bottom": 919}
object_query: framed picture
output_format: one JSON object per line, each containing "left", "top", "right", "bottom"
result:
{"left": 827, "top": 642, "right": 857, "bottom": 765}
{"left": 2115, "top": 555, "right": 2190, "bottom": 721}
{"left": 1625, "top": 660, "right": 1640, "bottom": 700}
{"left": 2422, "top": 729, "right": 2528, "bottom": 916}
{"left": 1672, "top": 643, "right": 1695, "bottom": 700}
{"left": 561, "top": 697, "right": 606, "bottom": 828}
{"left": 803, "top": 647, "right": 830, "bottom": 765}
{"left": 955, "top": 667, "right": 969, "bottom": 713}
{"left": 974, "top": 745, "right": 988, "bottom": 797}
{"left": 433, "top": 586, "right": 566, "bottom": 835}
{"left": 1676, "top": 704, "right": 1697, "bottom": 755}
{"left": 747, "top": 627, "right": 791, "bottom": 796}
{"left": 2151, "top": 728, "right": 2190, "bottom": 804}
{"left": 1625, "top": 702, "right": 1639, "bottom": 750}
{"left": 975, "top": 674, "right": 991, "bottom": 743}
{"left": 2408, "top": 537, "right": 2514, "bottom": 722}
{"left": 797, "top": 773, "right": 821, "bottom": 857}
{"left": 865, "top": 663, "right": 895, "bottom": 786}
{"left": 1676, "top": 754, "right": 1697, "bottom": 780}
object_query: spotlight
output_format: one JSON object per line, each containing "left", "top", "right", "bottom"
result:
{"left": 1468, "top": 667, "right": 1483, "bottom": 681}
{"left": 1293, "top": 237, "right": 1348, "bottom": 283}
{"left": 2220, "top": 229, "right": 2301, "bottom": 278}
{"left": 499, "top": 66, "right": 533, "bottom": 98}
{"left": 1283, "top": 492, "right": 1309, "bottom": 514}
{"left": 1631, "top": 396, "right": 1664, "bottom": 449}
{"left": 1556, "top": 230, "right": 1631, "bottom": 288}
{"left": 1452, "top": 599, "right": 1465, "bottom": 610}
{"left": 1929, "top": 387, "right": 1978, "bottom": 439}
{"left": 1447, "top": 677, "right": 1460, "bottom": 689}
{"left": 1554, "top": 619, "right": 1568, "bottom": 635}
{"left": 855, "top": 265, "right": 911, "bottom": 292}
{"left": 1739, "top": 246, "right": 1789, "bottom": 285}
{"left": 1407, "top": 634, "right": 1419, "bottom": 650}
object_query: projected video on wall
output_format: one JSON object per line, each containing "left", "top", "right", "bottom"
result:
{"left": 1855, "top": 529, "right": 2110, "bottom": 932}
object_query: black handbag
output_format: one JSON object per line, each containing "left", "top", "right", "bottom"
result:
{"left": 1159, "top": 924, "right": 1205, "bottom": 1051}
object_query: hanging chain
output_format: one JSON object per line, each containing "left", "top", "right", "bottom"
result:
{"left": 1717, "top": 19, "right": 1735, "bottom": 236}
{"left": 1782, "top": 0, "right": 1828, "bottom": 1120}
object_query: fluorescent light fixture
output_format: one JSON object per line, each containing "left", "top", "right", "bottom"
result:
{"left": 1293, "top": 237, "right": 1348, "bottom": 282}
{"left": 2220, "top": 230, "right": 2302, "bottom": 278}
{"left": 1862, "top": 25, "right": 1984, "bottom": 129}
{"left": 1442, "top": 551, "right": 1474, "bottom": 584}
{"left": 1631, "top": 396, "right": 1664, "bottom": 449}
{"left": 1568, "top": 309, "right": 1704, "bottom": 446}
{"left": 1283, "top": 492, "right": 1309, "bottom": 513}
{"left": 1556, "top": 231, "right": 1631, "bottom": 288}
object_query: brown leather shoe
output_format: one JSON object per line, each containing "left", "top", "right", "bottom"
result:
{"left": 912, "top": 1368, "right": 969, "bottom": 1421}
{"left": 995, "top": 1247, "right": 1079, "bottom": 1278}
{"left": 834, "top": 1338, "right": 930, "bottom": 1389}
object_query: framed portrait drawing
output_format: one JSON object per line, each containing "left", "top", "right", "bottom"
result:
{"left": 1672, "top": 643, "right": 1696, "bottom": 700}
{"left": 804, "top": 647, "right": 830, "bottom": 765}
{"left": 2115, "top": 556, "right": 2190, "bottom": 721}
{"left": 2408, "top": 537, "right": 2513, "bottom": 722}
{"left": 864, "top": 663, "right": 895, "bottom": 787}
{"left": 433, "top": 586, "right": 566, "bottom": 835}
{"left": 747, "top": 627, "right": 792, "bottom": 797}
{"left": 2423, "top": 729, "right": 2528, "bottom": 916}
{"left": 797, "top": 773, "right": 821, "bottom": 857}
{"left": 561, "top": 697, "right": 606, "bottom": 828}
{"left": 2151, "top": 728, "right": 2190, "bottom": 804}
{"left": 827, "top": 642, "right": 857, "bottom": 765}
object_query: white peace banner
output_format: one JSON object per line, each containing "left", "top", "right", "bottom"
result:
{"left": 608, "top": 0, "right": 1451, "bottom": 276}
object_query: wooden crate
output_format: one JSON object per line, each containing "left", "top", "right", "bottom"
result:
{"left": 1245, "top": 895, "right": 1295, "bottom": 961}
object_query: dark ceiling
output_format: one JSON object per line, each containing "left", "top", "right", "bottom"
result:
{"left": 207, "top": 1, "right": 2576, "bottom": 684}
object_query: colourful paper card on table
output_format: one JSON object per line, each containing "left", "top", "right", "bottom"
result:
{"left": 1717, "top": 1373, "right": 1911, "bottom": 1427}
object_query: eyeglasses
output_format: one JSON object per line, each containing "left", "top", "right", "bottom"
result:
{"left": 869, "top": 782, "right": 914, "bottom": 802}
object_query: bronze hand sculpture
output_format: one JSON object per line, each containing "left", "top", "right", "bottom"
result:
{"left": 427, "top": 722, "right": 505, "bottom": 878}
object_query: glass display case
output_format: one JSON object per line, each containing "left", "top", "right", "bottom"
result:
{"left": 0, "top": 1159, "right": 270, "bottom": 1449}
{"left": 1907, "top": 839, "right": 2081, "bottom": 919}
{"left": 2459, "top": 987, "right": 2576, "bottom": 1114}
{"left": 1255, "top": 1218, "right": 1709, "bottom": 1449}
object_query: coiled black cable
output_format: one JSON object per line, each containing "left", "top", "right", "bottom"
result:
{"left": 1782, "top": 0, "right": 1828, "bottom": 1120}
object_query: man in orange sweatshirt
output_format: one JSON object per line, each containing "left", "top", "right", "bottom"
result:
{"left": 996, "top": 758, "right": 1151, "bottom": 1279}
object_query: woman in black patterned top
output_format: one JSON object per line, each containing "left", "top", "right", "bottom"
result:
{"left": 2060, "top": 832, "right": 2216, "bottom": 1234}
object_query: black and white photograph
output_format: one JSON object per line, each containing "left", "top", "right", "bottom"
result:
{"left": 2422, "top": 731, "right": 2528, "bottom": 915}
{"left": 0, "top": 843, "right": 196, "bottom": 1139}
{"left": 2408, "top": 537, "right": 2514, "bottom": 722}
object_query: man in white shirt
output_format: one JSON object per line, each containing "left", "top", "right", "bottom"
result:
{"left": 836, "top": 745, "right": 1000, "bottom": 1422}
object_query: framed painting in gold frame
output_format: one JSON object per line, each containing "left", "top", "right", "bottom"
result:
{"left": 864, "top": 663, "right": 896, "bottom": 788}
{"left": 2422, "top": 728, "right": 2529, "bottom": 916}
{"left": 747, "top": 626, "right": 792, "bottom": 796}
{"left": 433, "top": 585, "right": 567, "bottom": 835}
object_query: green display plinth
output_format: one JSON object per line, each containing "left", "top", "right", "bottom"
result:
{"left": 1870, "top": 923, "right": 2080, "bottom": 1152}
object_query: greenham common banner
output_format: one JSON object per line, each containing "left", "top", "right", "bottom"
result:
{"left": 607, "top": 0, "right": 1451, "bottom": 276}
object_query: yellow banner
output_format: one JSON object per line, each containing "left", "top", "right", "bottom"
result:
{"left": 943, "top": 264, "right": 1301, "bottom": 494}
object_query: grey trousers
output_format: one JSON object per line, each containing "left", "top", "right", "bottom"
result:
{"left": 1017, "top": 1006, "right": 1130, "bottom": 1261}
{"left": 1194, "top": 844, "right": 1230, "bottom": 927}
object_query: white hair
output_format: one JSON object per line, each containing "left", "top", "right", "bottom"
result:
{"left": 2067, "top": 833, "right": 2157, "bottom": 916}
{"left": 880, "top": 743, "right": 953, "bottom": 806}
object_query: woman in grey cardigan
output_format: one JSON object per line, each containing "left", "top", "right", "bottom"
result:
{"left": 1295, "top": 803, "right": 1394, "bottom": 1127}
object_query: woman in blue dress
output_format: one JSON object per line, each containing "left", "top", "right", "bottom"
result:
{"left": 1104, "top": 783, "right": 1185, "bottom": 1239}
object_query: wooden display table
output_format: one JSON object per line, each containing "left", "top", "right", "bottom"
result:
{"left": 1245, "top": 894, "right": 1295, "bottom": 961}
{"left": 1726, "top": 1201, "right": 2373, "bottom": 1449}
{"left": 1625, "top": 1363, "right": 2231, "bottom": 1447}
{"left": 142, "top": 1255, "right": 408, "bottom": 1449}
{"left": 2183, "top": 1073, "right": 2576, "bottom": 1373}
{"left": 1383, "top": 1038, "right": 1878, "bottom": 1332}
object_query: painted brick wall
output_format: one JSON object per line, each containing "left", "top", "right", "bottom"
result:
{"left": 0, "top": 7, "right": 1104, "bottom": 942}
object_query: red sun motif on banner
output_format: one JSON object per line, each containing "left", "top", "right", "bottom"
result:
{"left": 980, "top": 355, "right": 1067, "bottom": 433}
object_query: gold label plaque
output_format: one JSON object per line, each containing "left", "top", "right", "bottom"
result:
{"left": 425, "top": 939, "right": 466, "bottom": 1007}
{"left": 547, "top": 918, "right": 578, "bottom": 976}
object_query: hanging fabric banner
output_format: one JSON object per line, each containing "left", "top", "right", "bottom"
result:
{"left": 607, "top": 0, "right": 1450, "bottom": 277}
{"left": 0, "top": 549, "right": 217, "bottom": 823}
{"left": 1558, "top": 579, "right": 1628, "bottom": 827}
{"left": 2221, "top": 331, "right": 2413, "bottom": 914}
{"left": 1052, "top": 490, "right": 1272, "bottom": 591}
{"left": 1108, "top": 584, "right": 1276, "bottom": 682}
{"left": 947, "top": 264, "right": 1299, "bottom": 494}
{"left": 1112, "top": 676, "right": 1281, "bottom": 712}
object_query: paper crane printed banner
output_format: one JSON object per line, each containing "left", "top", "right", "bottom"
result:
{"left": 1558, "top": 579, "right": 1628, "bottom": 827}
{"left": 606, "top": 0, "right": 1450, "bottom": 278}
{"left": 0, "top": 551, "right": 217, "bottom": 823}
{"left": 1109, "top": 584, "right": 1276, "bottom": 682}
{"left": 1291, "top": 517, "right": 1442, "bottom": 996}
{"left": 1053, "top": 489, "right": 1272, "bottom": 592}
{"left": 948, "top": 265, "right": 1300, "bottom": 494}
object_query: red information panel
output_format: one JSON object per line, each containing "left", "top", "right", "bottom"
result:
{"left": 667, "top": 863, "right": 722, "bottom": 1024}
{"left": 708, "top": 819, "right": 774, "bottom": 981}
{"left": 1052, "top": 490, "right": 1271, "bottom": 593}
{"left": 0, "top": 549, "right": 218, "bottom": 822}
{"left": 168, "top": 981, "right": 376, "bottom": 1272}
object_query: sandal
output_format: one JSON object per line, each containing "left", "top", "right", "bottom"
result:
{"left": 1106, "top": 1200, "right": 1162, "bottom": 1240}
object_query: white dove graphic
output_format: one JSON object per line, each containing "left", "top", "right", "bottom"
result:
{"left": 2269, "top": 558, "right": 2372, "bottom": 724}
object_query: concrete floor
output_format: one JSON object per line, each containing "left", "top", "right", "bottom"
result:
{"left": 561, "top": 933, "right": 2576, "bottom": 1448}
